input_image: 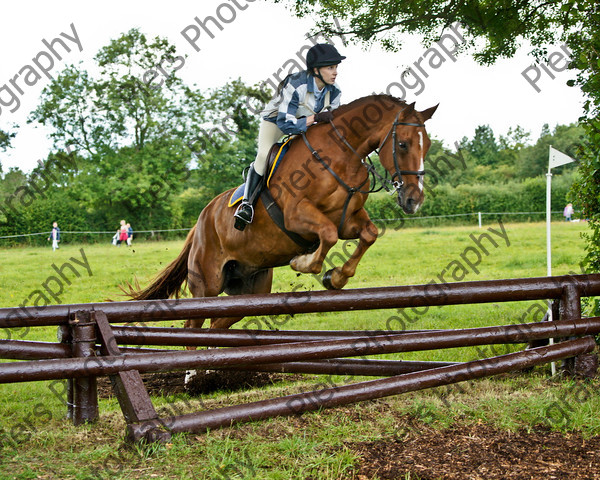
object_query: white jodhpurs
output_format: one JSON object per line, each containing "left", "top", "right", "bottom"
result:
{"left": 254, "top": 119, "right": 284, "bottom": 176}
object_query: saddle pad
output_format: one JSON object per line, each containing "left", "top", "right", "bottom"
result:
{"left": 228, "top": 137, "right": 294, "bottom": 207}
{"left": 228, "top": 184, "right": 245, "bottom": 207}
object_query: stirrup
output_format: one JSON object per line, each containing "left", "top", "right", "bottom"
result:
{"left": 234, "top": 202, "right": 254, "bottom": 231}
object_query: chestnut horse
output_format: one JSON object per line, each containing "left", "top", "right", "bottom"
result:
{"left": 130, "top": 95, "right": 437, "bottom": 329}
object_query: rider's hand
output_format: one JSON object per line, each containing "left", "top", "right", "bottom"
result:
{"left": 314, "top": 111, "right": 334, "bottom": 123}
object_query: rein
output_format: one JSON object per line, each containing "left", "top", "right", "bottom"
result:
{"left": 301, "top": 107, "right": 426, "bottom": 239}
{"left": 327, "top": 111, "right": 426, "bottom": 197}
{"left": 301, "top": 133, "right": 370, "bottom": 238}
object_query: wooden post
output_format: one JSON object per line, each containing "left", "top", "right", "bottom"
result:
{"left": 56, "top": 324, "right": 74, "bottom": 421}
{"left": 559, "top": 284, "right": 598, "bottom": 377}
{"left": 69, "top": 310, "right": 99, "bottom": 425}
{"left": 93, "top": 310, "right": 171, "bottom": 443}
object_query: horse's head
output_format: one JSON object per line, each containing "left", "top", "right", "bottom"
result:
{"left": 378, "top": 102, "right": 438, "bottom": 214}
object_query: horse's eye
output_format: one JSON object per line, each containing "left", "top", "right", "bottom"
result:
{"left": 397, "top": 141, "right": 408, "bottom": 151}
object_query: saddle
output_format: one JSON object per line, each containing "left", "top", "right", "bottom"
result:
{"left": 228, "top": 137, "right": 294, "bottom": 207}
{"left": 228, "top": 136, "right": 319, "bottom": 251}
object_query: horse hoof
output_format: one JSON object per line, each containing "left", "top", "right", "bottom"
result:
{"left": 184, "top": 369, "right": 197, "bottom": 384}
{"left": 322, "top": 269, "right": 340, "bottom": 290}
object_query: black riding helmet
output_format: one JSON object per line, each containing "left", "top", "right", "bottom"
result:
{"left": 306, "top": 44, "right": 346, "bottom": 70}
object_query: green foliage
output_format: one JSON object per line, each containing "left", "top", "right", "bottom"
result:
{"left": 0, "top": 30, "right": 269, "bottom": 242}
{"left": 189, "top": 78, "right": 271, "bottom": 196}
{"left": 365, "top": 172, "right": 576, "bottom": 224}
{"left": 0, "top": 128, "right": 16, "bottom": 173}
{"left": 566, "top": 2, "right": 600, "bottom": 287}
{"left": 23, "top": 29, "right": 206, "bottom": 234}
{"left": 572, "top": 122, "right": 600, "bottom": 313}
{"left": 0, "top": 128, "right": 15, "bottom": 153}
{"left": 278, "top": 0, "right": 587, "bottom": 66}
{"left": 468, "top": 125, "right": 499, "bottom": 166}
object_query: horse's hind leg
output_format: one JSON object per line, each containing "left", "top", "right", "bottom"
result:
{"left": 185, "top": 268, "right": 273, "bottom": 386}
{"left": 182, "top": 256, "right": 222, "bottom": 331}
{"left": 185, "top": 268, "right": 273, "bottom": 389}
{"left": 183, "top": 254, "right": 229, "bottom": 383}
{"left": 210, "top": 268, "right": 274, "bottom": 329}
{"left": 323, "top": 209, "right": 378, "bottom": 290}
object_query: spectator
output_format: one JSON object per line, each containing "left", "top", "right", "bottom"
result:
{"left": 563, "top": 203, "right": 574, "bottom": 222}
{"left": 126, "top": 223, "right": 133, "bottom": 246}
{"left": 117, "top": 220, "right": 128, "bottom": 246}
{"left": 47, "top": 221, "right": 60, "bottom": 251}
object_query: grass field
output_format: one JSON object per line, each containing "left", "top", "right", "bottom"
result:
{"left": 0, "top": 220, "right": 598, "bottom": 479}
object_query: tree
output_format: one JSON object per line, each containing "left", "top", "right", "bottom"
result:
{"left": 29, "top": 29, "right": 208, "bottom": 229}
{"left": 27, "top": 29, "right": 270, "bottom": 231}
{"left": 188, "top": 79, "right": 271, "bottom": 200}
{"left": 467, "top": 125, "right": 499, "bottom": 166}
{"left": 515, "top": 123, "right": 584, "bottom": 178}
{"left": 0, "top": 128, "right": 17, "bottom": 173}
{"left": 30, "top": 29, "right": 205, "bottom": 155}
{"left": 277, "top": 1, "right": 595, "bottom": 66}
{"left": 0, "top": 128, "right": 15, "bottom": 152}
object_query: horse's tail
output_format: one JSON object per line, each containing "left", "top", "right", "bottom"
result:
{"left": 125, "top": 225, "right": 196, "bottom": 301}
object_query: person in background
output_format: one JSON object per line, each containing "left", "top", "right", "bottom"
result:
{"left": 563, "top": 203, "right": 574, "bottom": 221}
{"left": 126, "top": 223, "right": 133, "bottom": 246}
{"left": 117, "top": 220, "right": 128, "bottom": 246}
{"left": 48, "top": 221, "right": 60, "bottom": 251}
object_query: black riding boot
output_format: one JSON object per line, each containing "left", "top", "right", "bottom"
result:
{"left": 234, "top": 163, "right": 263, "bottom": 231}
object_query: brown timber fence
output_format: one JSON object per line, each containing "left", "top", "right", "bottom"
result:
{"left": 0, "top": 274, "right": 599, "bottom": 443}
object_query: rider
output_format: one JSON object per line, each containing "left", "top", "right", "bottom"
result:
{"left": 234, "top": 43, "right": 346, "bottom": 230}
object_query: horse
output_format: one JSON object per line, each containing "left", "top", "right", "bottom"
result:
{"left": 129, "top": 94, "right": 438, "bottom": 330}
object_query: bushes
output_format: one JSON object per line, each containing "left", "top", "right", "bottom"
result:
{"left": 364, "top": 174, "right": 575, "bottom": 223}
{"left": 0, "top": 186, "right": 198, "bottom": 246}
{"left": 1, "top": 173, "right": 576, "bottom": 246}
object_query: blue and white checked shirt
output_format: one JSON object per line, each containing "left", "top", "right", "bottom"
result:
{"left": 261, "top": 71, "right": 342, "bottom": 135}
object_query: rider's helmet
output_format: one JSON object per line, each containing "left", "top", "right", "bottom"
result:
{"left": 306, "top": 44, "right": 346, "bottom": 70}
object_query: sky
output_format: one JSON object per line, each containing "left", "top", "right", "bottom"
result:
{"left": 0, "top": 0, "right": 585, "bottom": 173}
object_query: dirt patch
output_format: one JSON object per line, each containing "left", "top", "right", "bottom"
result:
{"left": 183, "top": 369, "right": 291, "bottom": 396}
{"left": 346, "top": 422, "right": 600, "bottom": 480}
{"left": 95, "top": 372, "right": 600, "bottom": 479}
{"left": 97, "top": 370, "right": 302, "bottom": 398}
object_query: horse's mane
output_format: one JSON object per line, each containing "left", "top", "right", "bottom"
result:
{"left": 333, "top": 94, "right": 407, "bottom": 117}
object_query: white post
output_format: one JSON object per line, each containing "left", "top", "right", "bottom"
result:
{"left": 546, "top": 169, "right": 553, "bottom": 278}
{"left": 547, "top": 146, "right": 555, "bottom": 375}
{"left": 478, "top": 212, "right": 482, "bottom": 228}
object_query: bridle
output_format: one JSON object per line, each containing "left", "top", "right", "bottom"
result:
{"left": 374, "top": 110, "right": 426, "bottom": 196}
{"left": 322, "top": 108, "right": 427, "bottom": 198}
{"left": 300, "top": 107, "right": 426, "bottom": 237}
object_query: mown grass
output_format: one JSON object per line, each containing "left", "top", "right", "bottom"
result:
{"left": 0, "top": 220, "right": 597, "bottom": 480}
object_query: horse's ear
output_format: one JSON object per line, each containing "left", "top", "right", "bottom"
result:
{"left": 405, "top": 102, "right": 416, "bottom": 116}
{"left": 419, "top": 104, "right": 439, "bottom": 122}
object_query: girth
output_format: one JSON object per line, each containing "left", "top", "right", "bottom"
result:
{"left": 261, "top": 189, "right": 320, "bottom": 252}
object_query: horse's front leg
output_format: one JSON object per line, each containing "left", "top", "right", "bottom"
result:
{"left": 323, "top": 208, "right": 378, "bottom": 290}
{"left": 287, "top": 200, "right": 340, "bottom": 275}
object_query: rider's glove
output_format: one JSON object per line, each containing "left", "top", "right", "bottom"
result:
{"left": 314, "top": 111, "right": 334, "bottom": 123}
